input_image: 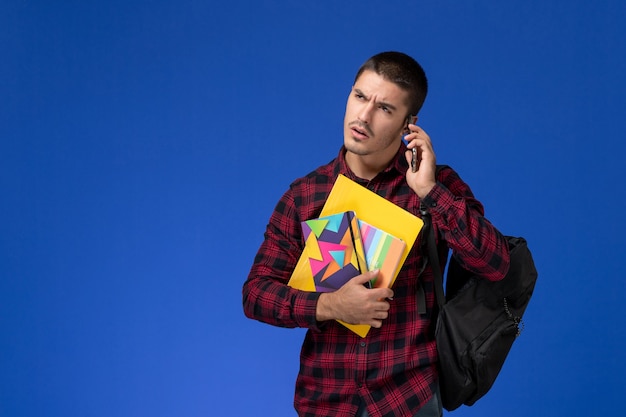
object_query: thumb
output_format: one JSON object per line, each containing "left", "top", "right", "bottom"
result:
{"left": 351, "top": 269, "right": 379, "bottom": 286}
{"left": 404, "top": 149, "right": 413, "bottom": 165}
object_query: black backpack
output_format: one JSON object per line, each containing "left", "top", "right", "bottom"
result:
{"left": 420, "top": 178, "right": 538, "bottom": 411}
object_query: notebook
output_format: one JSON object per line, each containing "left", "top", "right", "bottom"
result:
{"left": 358, "top": 219, "right": 406, "bottom": 289}
{"left": 299, "top": 211, "right": 366, "bottom": 292}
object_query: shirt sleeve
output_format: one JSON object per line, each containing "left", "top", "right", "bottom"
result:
{"left": 242, "top": 186, "right": 324, "bottom": 330}
{"left": 420, "top": 166, "right": 510, "bottom": 281}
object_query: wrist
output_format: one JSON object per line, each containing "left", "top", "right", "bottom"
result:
{"left": 414, "top": 182, "right": 436, "bottom": 199}
{"left": 316, "top": 292, "right": 336, "bottom": 322}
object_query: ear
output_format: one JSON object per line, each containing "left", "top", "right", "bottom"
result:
{"left": 403, "top": 115, "right": 418, "bottom": 134}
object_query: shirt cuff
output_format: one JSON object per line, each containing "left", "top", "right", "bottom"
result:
{"left": 419, "top": 182, "right": 456, "bottom": 217}
{"left": 293, "top": 290, "right": 326, "bottom": 332}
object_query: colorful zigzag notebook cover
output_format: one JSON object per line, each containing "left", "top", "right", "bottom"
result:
{"left": 299, "top": 211, "right": 366, "bottom": 292}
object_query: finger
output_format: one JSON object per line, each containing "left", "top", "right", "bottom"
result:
{"left": 407, "top": 126, "right": 431, "bottom": 145}
{"left": 370, "top": 320, "right": 382, "bottom": 329}
{"left": 407, "top": 139, "right": 434, "bottom": 163}
{"left": 371, "top": 287, "right": 394, "bottom": 301}
{"left": 407, "top": 124, "right": 425, "bottom": 136}
{"left": 405, "top": 149, "right": 413, "bottom": 166}
{"left": 372, "top": 306, "right": 390, "bottom": 317}
{"left": 369, "top": 315, "right": 386, "bottom": 327}
{"left": 405, "top": 136, "right": 430, "bottom": 150}
{"left": 410, "top": 124, "right": 428, "bottom": 134}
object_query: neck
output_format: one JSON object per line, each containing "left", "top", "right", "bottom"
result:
{"left": 345, "top": 145, "right": 399, "bottom": 181}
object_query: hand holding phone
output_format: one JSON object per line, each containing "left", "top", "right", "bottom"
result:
{"left": 403, "top": 123, "right": 437, "bottom": 198}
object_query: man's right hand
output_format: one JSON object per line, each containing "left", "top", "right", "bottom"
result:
{"left": 315, "top": 270, "right": 394, "bottom": 328}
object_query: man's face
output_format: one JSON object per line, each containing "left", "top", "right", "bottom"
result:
{"left": 343, "top": 70, "right": 411, "bottom": 167}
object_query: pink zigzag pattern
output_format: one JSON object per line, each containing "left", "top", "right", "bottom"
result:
{"left": 309, "top": 241, "right": 348, "bottom": 276}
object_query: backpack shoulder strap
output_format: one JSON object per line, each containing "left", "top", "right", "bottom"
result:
{"left": 421, "top": 204, "right": 445, "bottom": 308}
{"left": 416, "top": 164, "right": 448, "bottom": 314}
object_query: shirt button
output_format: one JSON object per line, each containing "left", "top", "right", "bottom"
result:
{"left": 360, "top": 342, "right": 366, "bottom": 347}
{"left": 430, "top": 202, "right": 437, "bottom": 207}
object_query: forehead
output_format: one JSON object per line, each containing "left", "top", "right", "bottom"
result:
{"left": 353, "top": 70, "right": 410, "bottom": 109}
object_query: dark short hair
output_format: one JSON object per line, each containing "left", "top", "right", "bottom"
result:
{"left": 354, "top": 51, "right": 428, "bottom": 116}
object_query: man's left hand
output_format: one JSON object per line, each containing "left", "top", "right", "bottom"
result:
{"left": 404, "top": 124, "right": 436, "bottom": 198}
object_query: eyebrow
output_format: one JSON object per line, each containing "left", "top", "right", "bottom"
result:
{"left": 354, "top": 88, "right": 398, "bottom": 112}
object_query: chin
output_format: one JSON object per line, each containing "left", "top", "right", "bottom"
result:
{"left": 344, "top": 141, "right": 369, "bottom": 156}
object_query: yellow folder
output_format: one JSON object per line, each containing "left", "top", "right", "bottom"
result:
{"left": 288, "top": 174, "right": 424, "bottom": 337}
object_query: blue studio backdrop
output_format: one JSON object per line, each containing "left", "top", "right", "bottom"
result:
{"left": 2, "top": 1, "right": 625, "bottom": 416}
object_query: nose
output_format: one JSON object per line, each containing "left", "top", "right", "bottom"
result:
{"left": 357, "top": 101, "right": 375, "bottom": 124}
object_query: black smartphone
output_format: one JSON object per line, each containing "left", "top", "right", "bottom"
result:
{"left": 402, "top": 137, "right": 419, "bottom": 172}
{"left": 411, "top": 147, "right": 418, "bottom": 172}
{"left": 403, "top": 116, "right": 419, "bottom": 172}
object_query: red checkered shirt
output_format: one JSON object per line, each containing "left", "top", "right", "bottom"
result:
{"left": 243, "top": 144, "right": 510, "bottom": 417}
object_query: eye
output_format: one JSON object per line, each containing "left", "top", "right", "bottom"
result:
{"left": 379, "top": 105, "right": 391, "bottom": 113}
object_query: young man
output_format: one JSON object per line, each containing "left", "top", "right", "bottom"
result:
{"left": 242, "top": 51, "right": 510, "bottom": 417}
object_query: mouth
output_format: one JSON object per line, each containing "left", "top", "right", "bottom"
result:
{"left": 350, "top": 122, "right": 371, "bottom": 140}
